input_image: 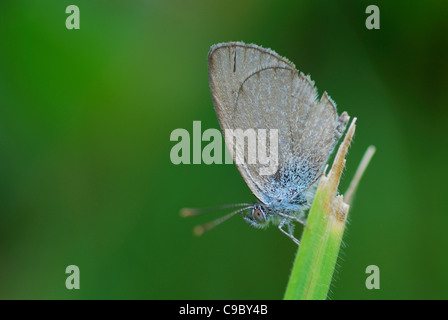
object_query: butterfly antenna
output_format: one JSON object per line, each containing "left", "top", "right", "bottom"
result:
{"left": 180, "top": 203, "right": 251, "bottom": 217}
{"left": 193, "top": 206, "right": 253, "bottom": 236}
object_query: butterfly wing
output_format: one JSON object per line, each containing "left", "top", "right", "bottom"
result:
{"left": 208, "top": 42, "right": 348, "bottom": 204}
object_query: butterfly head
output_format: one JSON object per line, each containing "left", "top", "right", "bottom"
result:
{"left": 243, "top": 203, "right": 270, "bottom": 228}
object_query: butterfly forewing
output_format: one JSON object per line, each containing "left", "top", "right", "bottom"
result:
{"left": 208, "top": 42, "right": 295, "bottom": 131}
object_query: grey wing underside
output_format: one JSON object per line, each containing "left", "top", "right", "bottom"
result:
{"left": 208, "top": 42, "right": 349, "bottom": 204}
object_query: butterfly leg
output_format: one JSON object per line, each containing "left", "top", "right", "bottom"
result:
{"left": 278, "top": 218, "right": 300, "bottom": 245}
{"left": 287, "top": 222, "right": 295, "bottom": 236}
{"left": 277, "top": 212, "right": 308, "bottom": 230}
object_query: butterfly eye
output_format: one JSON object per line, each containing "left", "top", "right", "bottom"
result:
{"left": 253, "top": 208, "right": 266, "bottom": 223}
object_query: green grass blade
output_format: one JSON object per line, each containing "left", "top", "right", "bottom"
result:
{"left": 284, "top": 186, "right": 348, "bottom": 300}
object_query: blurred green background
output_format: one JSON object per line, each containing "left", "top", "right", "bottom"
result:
{"left": 0, "top": 0, "right": 447, "bottom": 299}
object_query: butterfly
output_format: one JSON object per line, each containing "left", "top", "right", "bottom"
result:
{"left": 182, "top": 42, "right": 349, "bottom": 244}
